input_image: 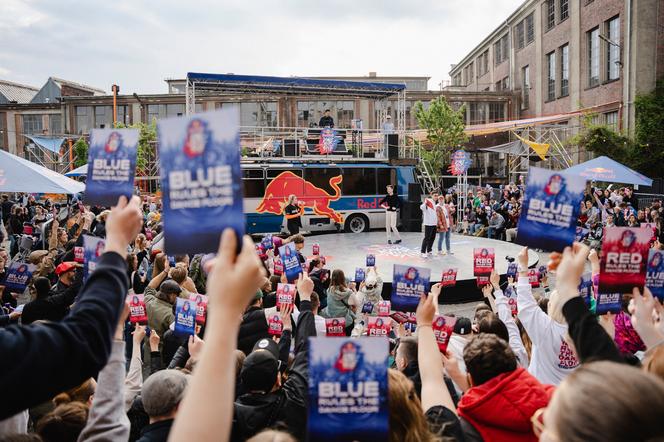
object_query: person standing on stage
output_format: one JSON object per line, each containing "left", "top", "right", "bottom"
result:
{"left": 283, "top": 195, "right": 304, "bottom": 236}
{"left": 379, "top": 185, "right": 402, "bottom": 245}
{"left": 420, "top": 192, "right": 438, "bottom": 258}
{"left": 435, "top": 195, "right": 454, "bottom": 256}
{"left": 319, "top": 109, "right": 334, "bottom": 128}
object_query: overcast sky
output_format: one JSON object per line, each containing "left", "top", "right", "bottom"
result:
{"left": 0, "top": 0, "right": 522, "bottom": 95}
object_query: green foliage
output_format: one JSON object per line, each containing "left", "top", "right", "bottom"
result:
{"left": 73, "top": 138, "right": 88, "bottom": 167}
{"left": 633, "top": 79, "right": 664, "bottom": 177}
{"left": 413, "top": 97, "right": 468, "bottom": 181}
{"left": 114, "top": 120, "right": 157, "bottom": 171}
{"left": 570, "top": 82, "right": 664, "bottom": 179}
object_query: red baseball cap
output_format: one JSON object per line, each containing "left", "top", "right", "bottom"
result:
{"left": 55, "top": 261, "right": 77, "bottom": 276}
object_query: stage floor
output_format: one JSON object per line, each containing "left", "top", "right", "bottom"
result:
{"left": 305, "top": 231, "right": 539, "bottom": 283}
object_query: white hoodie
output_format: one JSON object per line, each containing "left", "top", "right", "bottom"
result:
{"left": 494, "top": 287, "right": 529, "bottom": 368}
{"left": 516, "top": 276, "right": 579, "bottom": 385}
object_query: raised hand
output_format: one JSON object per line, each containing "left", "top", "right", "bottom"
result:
{"left": 132, "top": 325, "right": 146, "bottom": 344}
{"left": 296, "top": 272, "right": 314, "bottom": 302}
{"left": 188, "top": 334, "right": 205, "bottom": 361}
{"left": 206, "top": 229, "right": 266, "bottom": 319}
{"left": 280, "top": 303, "right": 294, "bottom": 331}
{"left": 105, "top": 195, "right": 143, "bottom": 258}
{"left": 149, "top": 330, "right": 161, "bottom": 352}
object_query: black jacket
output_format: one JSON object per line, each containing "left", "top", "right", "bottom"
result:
{"left": 232, "top": 300, "right": 316, "bottom": 442}
{"left": 136, "top": 419, "right": 173, "bottom": 442}
{"left": 22, "top": 271, "right": 83, "bottom": 324}
{"left": 379, "top": 194, "right": 401, "bottom": 211}
{"left": 562, "top": 297, "right": 623, "bottom": 364}
{"left": 237, "top": 306, "right": 269, "bottom": 355}
{"left": 0, "top": 252, "right": 128, "bottom": 419}
{"left": 318, "top": 115, "right": 334, "bottom": 128}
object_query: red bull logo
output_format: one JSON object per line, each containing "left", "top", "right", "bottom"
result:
{"left": 256, "top": 171, "right": 344, "bottom": 223}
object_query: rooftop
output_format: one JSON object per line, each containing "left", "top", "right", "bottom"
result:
{"left": 50, "top": 76, "right": 105, "bottom": 95}
{"left": 0, "top": 79, "right": 39, "bottom": 104}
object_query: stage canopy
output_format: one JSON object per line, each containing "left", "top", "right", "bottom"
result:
{"left": 186, "top": 72, "right": 406, "bottom": 98}
{"left": 564, "top": 156, "right": 653, "bottom": 186}
{"left": 65, "top": 164, "right": 88, "bottom": 177}
{"left": 0, "top": 149, "right": 85, "bottom": 194}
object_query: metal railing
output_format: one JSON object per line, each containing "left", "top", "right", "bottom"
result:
{"left": 237, "top": 125, "right": 401, "bottom": 161}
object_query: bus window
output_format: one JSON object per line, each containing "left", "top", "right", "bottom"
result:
{"left": 376, "top": 168, "right": 396, "bottom": 194}
{"left": 242, "top": 169, "right": 265, "bottom": 198}
{"left": 303, "top": 168, "right": 341, "bottom": 196}
{"left": 342, "top": 168, "right": 376, "bottom": 196}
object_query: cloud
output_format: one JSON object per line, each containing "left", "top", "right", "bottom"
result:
{"left": 0, "top": 0, "right": 524, "bottom": 94}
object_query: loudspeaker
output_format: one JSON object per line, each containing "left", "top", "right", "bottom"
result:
{"left": 408, "top": 183, "right": 421, "bottom": 202}
{"left": 284, "top": 139, "right": 299, "bottom": 156}
{"left": 387, "top": 134, "right": 399, "bottom": 159}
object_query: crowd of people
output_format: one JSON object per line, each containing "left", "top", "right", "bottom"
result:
{"left": 0, "top": 190, "right": 664, "bottom": 442}
{"left": 436, "top": 183, "right": 664, "bottom": 248}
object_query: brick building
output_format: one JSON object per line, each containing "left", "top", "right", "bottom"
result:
{"left": 449, "top": 0, "right": 664, "bottom": 133}
{"left": 0, "top": 73, "right": 516, "bottom": 163}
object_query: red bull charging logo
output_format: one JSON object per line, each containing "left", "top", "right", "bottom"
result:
{"left": 256, "top": 171, "right": 345, "bottom": 223}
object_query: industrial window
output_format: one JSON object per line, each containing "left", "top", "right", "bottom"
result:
{"left": 526, "top": 13, "right": 535, "bottom": 43}
{"left": 606, "top": 16, "right": 620, "bottom": 80}
{"left": 588, "top": 27, "right": 600, "bottom": 86}
{"left": 605, "top": 111, "right": 619, "bottom": 131}
{"left": 516, "top": 21, "right": 525, "bottom": 50}
{"left": 546, "top": 0, "right": 556, "bottom": 30}
{"left": 489, "top": 103, "right": 505, "bottom": 123}
{"left": 494, "top": 34, "right": 509, "bottom": 65}
{"left": 559, "top": 0, "right": 569, "bottom": 21}
{"left": 560, "top": 44, "right": 569, "bottom": 97}
{"left": 522, "top": 66, "right": 530, "bottom": 110}
{"left": 547, "top": 51, "right": 556, "bottom": 101}
{"left": 477, "top": 50, "right": 489, "bottom": 77}
{"left": 75, "top": 106, "right": 94, "bottom": 134}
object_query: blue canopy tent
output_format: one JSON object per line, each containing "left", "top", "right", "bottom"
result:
{"left": 0, "top": 149, "right": 85, "bottom": 194}
{"left": 65, "top": 164, "right": 88, "bottom": 177}
{"left": 564, "top": 156, "right": 652, "bottom": 187}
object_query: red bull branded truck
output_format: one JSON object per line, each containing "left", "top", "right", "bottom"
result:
{"left": 243, "top": 159, "right": 417, "bottom": 234}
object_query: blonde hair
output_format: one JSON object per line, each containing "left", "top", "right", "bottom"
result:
{"left": 287, "top": 194, "right": 297, "bottom": 205}
{"left": 549, "top": 361, "right": 664, "bottom": 442}
{"left": 643, "top": 346, "right": 664, "bottom": 382}
{"left": 388, "top": 369, "right": 437, "bottom": 442}
{"left": 546, "top": 290, "right": 567, "bottom": 325}
{"left": 247, "top": 430, "right": 296, "bottom": 442}
{"left": 53, "top": 378, "right": 96, "bottom": 407}
{"left": 170, "top": 265, "right": 187, "bottom": 284}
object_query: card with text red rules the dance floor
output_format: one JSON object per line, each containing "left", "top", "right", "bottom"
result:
{"left": 598, "top": 227, "right": 651, "bottom": 294}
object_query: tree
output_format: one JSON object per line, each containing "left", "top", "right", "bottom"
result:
{"left": 633, "top": 79, "right": 664, "bottom": 178}
{"left": 114, "top": 120, "right": 157, "bottom": 172}
{"left": 413, "top": 97, "right": 468, "bottom": 184}
{"left": 73, "top": 138, "right": 88, "bottom": 167}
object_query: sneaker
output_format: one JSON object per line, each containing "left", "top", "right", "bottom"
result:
{"left": 395, "top": 239, "right": 402, "bottom": 244}
{"left": 440, "top": 251, "right": 447, "bottom": 256}
{"left": 420, "top": 253, "right": 428, "bottom": 259}
{"left": 448, "top": 250, "right": 454, "bottom": 255}
{"left": 388, "top": 240, "right": 392, "bottom": 244}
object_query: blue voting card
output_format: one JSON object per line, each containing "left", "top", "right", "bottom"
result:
{"left": 279, "top": 242, "right": 303, "bottom": 283}
{"left": 84, "top": 128, "right": 139, "bottom": 207}
{"left": 516, "top": 167, "right": 586, "bottom": 251}
{"left": 83, "top": 234, "right": 105, "bottom": 282}
{"left": 158, "top": 108, "right": 244, "bottom": 255}
{"left": 391, "top": 264, "right": 431, "bottom": 312}
{"left": 308, "top": 337, "right": 389, "bottom": 442}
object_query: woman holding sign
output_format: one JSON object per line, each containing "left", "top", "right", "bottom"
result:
{"left": 283, "top": 195, "right": 304, "bottom": 236}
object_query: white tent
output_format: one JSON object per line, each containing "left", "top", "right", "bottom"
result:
{"left": 0, "top": 149, "right": 85, "bottom": 194}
